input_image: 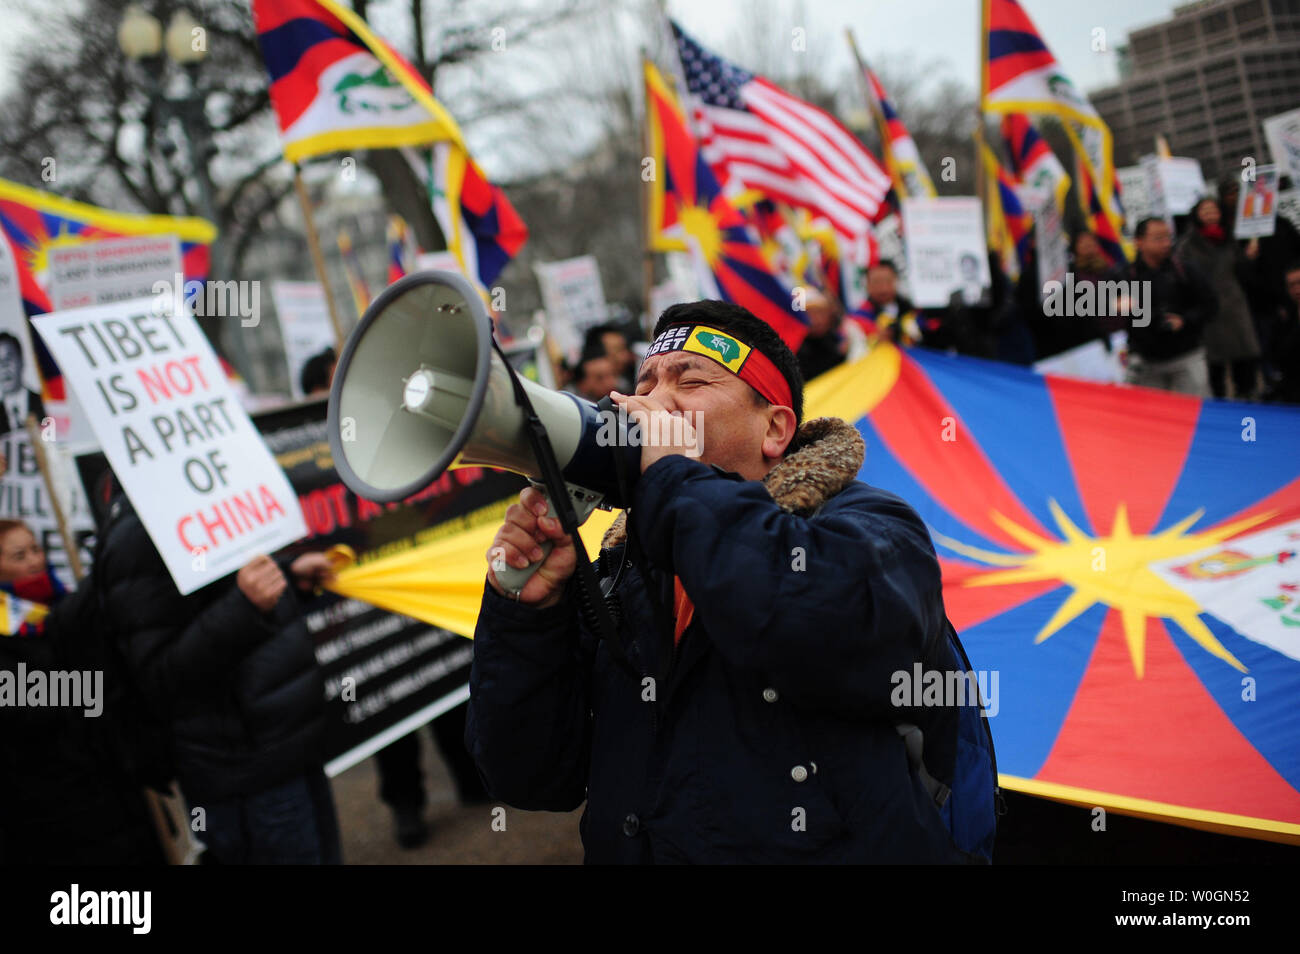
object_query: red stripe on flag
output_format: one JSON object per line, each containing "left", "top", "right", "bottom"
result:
{"left": 1046, "top": 375, "right": 1200, "bottom": 536}
{"left": 1036, "top": 611, "right": 1300, "bottom": 822}
{"left": 868, "top": 352, "right": 1053, "bottom": 550}
{"left": 269, "top": 37, "right": 361, "bottom": 131}
{"left": 988, "top": 51, "right": 1057, "bottom": 93}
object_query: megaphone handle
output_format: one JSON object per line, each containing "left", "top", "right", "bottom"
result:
{"left": 494, "top": 493, "right": 555, "bottom": 594}
{"left": 493, "top": 485, "right": 602, "bottom": 595}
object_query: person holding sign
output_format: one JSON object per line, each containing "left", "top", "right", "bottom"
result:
{"left": 92, "top": 483, "right": 341, "bottom": 865}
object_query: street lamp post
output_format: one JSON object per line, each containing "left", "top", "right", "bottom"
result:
{"left": 118, "top": 4, "right": 250, "bottom": 378}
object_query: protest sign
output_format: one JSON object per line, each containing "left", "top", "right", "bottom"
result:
{"left": 77, "top": 398, "right": 527, "bottom": 773}
{"left": 534, "top": 255, "right": 607, "bottom": 359}
{"left": 1141, "top": 155, "right": 1206, "bottom": 223}
{"left": 0, "top": 428, "right": 95, "bottom": 582}
{"left": 1263, "top": 108, "right": 1300, "bottom": 181}
{"left": 1235, "top": 165, "right": 1279, "bottom": 239}
{"left": 271, "top": 281, "right": 338, "bottom": 399}
{"left": 0, "top": 238, "right": 45, "bottom": 437}
{"left": 33, "top": 297, "right": 306, "bottom": 594}
{"left": 1029, "top": 195, "right": 1068, "bottom": 300}
{"left": 901, "top": 197, "right": 991, "bottom": 308}
{"left": 47, "top": 235, "right": 181, "bottom": 311}
{"left": 1116, "top": 165, "right": 1153, "bottom": 235}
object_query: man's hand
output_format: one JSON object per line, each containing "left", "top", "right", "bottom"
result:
{"left": 1164, "top": 313, "right": 1185, "bottom": 332}
{"left": 610, "top": 390, "right": 700, "bottom": 473}
{"left": 236, "top": 555, "right": 288, "bottom": 613}
{"left": 486, "top": 486, "right": 576, "bottom": 608}
{"left": 289, "top": 552, "right": 336, "bottom": 592}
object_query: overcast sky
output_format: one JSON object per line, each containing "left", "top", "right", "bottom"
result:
{"left": 667, "top": 0, "right": 1182, "bottom": 94}
{"left": 0, "top": 0, "right": 1183, "bottom": 97}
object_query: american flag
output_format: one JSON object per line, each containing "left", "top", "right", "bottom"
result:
{"left": 671, "top": 20, "right": 891, "bottom": 259}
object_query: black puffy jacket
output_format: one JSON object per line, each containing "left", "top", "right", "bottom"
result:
{"left": 95, "top": 496, "right": 327, "bottom": 805}
{"left": 467, "top": 419, "right": 997, "bottom": 863}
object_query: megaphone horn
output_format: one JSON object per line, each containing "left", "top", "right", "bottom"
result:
{"left": 326, "top": 270, "right": 637, "bottom": 590}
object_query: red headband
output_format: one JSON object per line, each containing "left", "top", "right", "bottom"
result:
{"left": 644, "top": 323, "right": 793, "bottom": 409}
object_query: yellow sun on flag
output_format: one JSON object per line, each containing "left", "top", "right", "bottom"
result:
{"left": 677, "top": 203, "right": 723, "bottom": 266}
{"left": 933, "top": 502, "right": 1276, "bottom": 678}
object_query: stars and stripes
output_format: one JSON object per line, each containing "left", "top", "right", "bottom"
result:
{"left": 645, "top": 60, "right": 809, "bottom": 349}
{"left": 670, "top": 21, "right": 890, "bottom": 264}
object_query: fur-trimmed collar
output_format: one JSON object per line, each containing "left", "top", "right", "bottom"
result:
{"left": 599, "top": 416, "right": 865, "bottom": 550}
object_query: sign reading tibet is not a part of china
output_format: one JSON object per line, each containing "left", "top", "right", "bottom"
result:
{"left": 33, "top": 297, "right": 307, "bottom": 594}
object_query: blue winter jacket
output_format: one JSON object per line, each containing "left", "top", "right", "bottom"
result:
{"left": 467, "top": 417, "right": 995, "bottom": 863}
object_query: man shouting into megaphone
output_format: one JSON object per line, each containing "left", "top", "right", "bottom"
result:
{"left": 467, "top": 300, "right": 997, "bottom": 863}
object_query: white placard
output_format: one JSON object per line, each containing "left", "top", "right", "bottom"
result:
{"left": 1263, "top": 108, "right": 1300, "bottom": 181}
{"left": 0, "top": 429, "right": 95, "bottom": 584}
{"left": 32, "top": 298, "right": 307, "bottom": 594}
{"left": 1033, "top": 332, "right": 1127, "bottom": 384}
{"left": 1141, "top": 155, "right": 1207, "bottom": 223}
{"left": 900, "top": 197, "right": 991, "bottom": 308}
{"left": 1116, "top": 165, "right": 1153, "bottom": 235}
{"left": 534, "top": 255, "right": 607, "bottom": 332}
{"left": 47, "top": 235, "right": 181, "bottom": 311}
{"left": 0, "top": 239, "right": 44, "bottom": 436}
{"left": 271, "top": 281, "right": 337, "bottom": 399}
{"left": 1029, "top": 195, "right": 1068, "bottom": 298}
{"left": 1150, "top": 519, "right": 1300, "bottom": 663}
{"left": 1234, "top": 165, "right": 1279, "bottom": 239}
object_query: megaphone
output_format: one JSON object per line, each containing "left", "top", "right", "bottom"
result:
{"left": 327, "top": 270, "right": 637, "bottom": 592}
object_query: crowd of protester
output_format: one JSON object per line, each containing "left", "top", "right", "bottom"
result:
{"left": 787, "top": 182, "right": 1300, "bottom": 404}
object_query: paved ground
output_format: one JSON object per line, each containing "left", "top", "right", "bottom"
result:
{"left": 330, "top": 730, "right": 584, "bottom": 865}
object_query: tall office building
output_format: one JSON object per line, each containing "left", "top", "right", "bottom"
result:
{"left": 1091, "top": 0, "right": 1300, "bottom": 183}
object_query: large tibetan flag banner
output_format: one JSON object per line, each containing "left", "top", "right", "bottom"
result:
{"left": 0, "top": 178, "right": 215, "bottom": 399}
{"left": 645, "top": 61, "right": 809, "bottom": 350}
{"left": 1000, "top": 113, "right": 1071, "bottom": 213}
{"left": 809, "top": 345, "right": 1300, "bottom": 843}
{"left": 862, "top": 64, "right": 936, "bottom": 202}
{"left": 982, "top": 0, "right": 1118, "bottom": 214}
{"left": 252, "top": 0, "right": 465, "bottom": 162}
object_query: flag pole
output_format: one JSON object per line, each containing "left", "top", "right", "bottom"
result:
{"left": 292, "top": 164, "right": 349, "bottom": 351}
{"left": 639, "top": 51, "right": 656, "bottom": 338}
{"left": 845, "top": 29, "right": 888, "bottom": 184}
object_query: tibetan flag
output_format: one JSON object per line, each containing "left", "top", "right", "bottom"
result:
{"left": 0, "top": 178, "right": 215, "bottom": 400}
{"left": 1076, "top": 154, "right": 1131, "bottom": 265}
{"left": 862, "top": 63, "right": 935, "bottom": 202}
{"left": 646, "top": 60, "right": 809, "bottom": 350}
{"left": 252, "top": 0, "right": 465, "bottom": 162}
{"left": 809, "top": 344, "right": 1300, "bottom": 844}
{"left": 421, "top": 145, "right": 528, "bottom": 289}
{"left": 385, "top": 214, "right": 418, "bottom": 284}
{"left": 1000, "top": 113, "right": 1071, "bottom": 213}
{"left": 982, "top": 144, "right": 1033, "bottom": 280}
{"left": 336, "top": 228, "right": 371, "bottom": 315}
{"left": 982, "top": 0, "right": 1118, "bottom": 215}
